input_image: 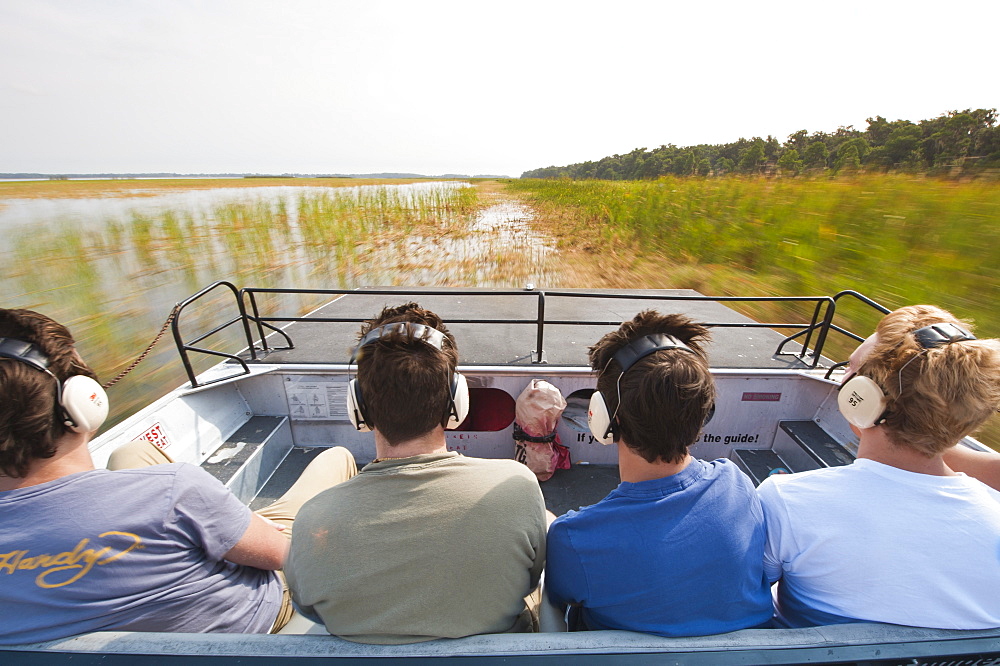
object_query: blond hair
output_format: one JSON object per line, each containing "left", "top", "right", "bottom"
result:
{"left": 858, "top": 305, "right": 1000, "bottom": 455}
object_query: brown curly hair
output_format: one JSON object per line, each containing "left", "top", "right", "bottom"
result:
{"left": 0, "top": 309, "right": 99, "bottom": 478}
{"left": 588, "top": 310, "right": 714, "bottom": 464}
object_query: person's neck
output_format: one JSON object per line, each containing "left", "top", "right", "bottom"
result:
{"left": 373, "top": 426, "right": 448, "bottom": 462}
{"left": 857, "top": 426, "right": 956, "bottom": 477}
{"left": 0, "top": 432, "right": 96, "bottom": 491}
{"left": 617, "top": 441, "right": 693, "bottom": 483}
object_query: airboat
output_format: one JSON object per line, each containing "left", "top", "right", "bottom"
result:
{"left": 6, "top": 282, "right": 1000, "bottom": 665}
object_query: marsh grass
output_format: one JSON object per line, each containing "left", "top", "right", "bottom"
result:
{"left": 0, "top": 177, "right": 439, "bottom": 199}
{"left": 508, "top": 175, "right": 1000, "bottom": 334}
{"left": 507, "top": 175, "right": 1000, "bottom": 448}
{"left": 0, "top": 182, "right": 486, "bottom": 427}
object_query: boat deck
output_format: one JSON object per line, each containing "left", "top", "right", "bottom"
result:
{"left": 249, "top": 447, "right": 621, "bottom": 516}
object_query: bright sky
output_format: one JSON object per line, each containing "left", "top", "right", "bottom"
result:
{"left": 1, "top": 1, "right": 997, "bottom": 177}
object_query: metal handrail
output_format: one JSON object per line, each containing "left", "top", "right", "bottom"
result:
{"left": 169, "top": 284, "right": 891, "bottom": 382}
{"left": 171, "top": 281, "right": 256, "bottom": 388}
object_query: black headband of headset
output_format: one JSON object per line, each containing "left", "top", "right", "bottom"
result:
{"left": 913, "top": 323, "right": 976, "bottom": 349}
{"left": 610, "top": 333, "right": 696, "bottom": 375}
{"left": 603, "top": 332, "right": 714, "bottom": 433}
{"left": 0, "top": 337, "right": 52, "bottom": 375}
{"left": 351, "top": 322, "right": 447, "bottom": 364}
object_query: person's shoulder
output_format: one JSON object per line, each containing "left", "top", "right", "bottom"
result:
{"left": 547, "top": 510, "right": 574, "bottom": 540}
{"left": 705, "top": 457, "right": 756, "bottom": 484}
{"left": 112, "top": 461, "right": 216, "bottom": 484}
{"left": 765, "top": 461, "right": 850, "bottom": 484}
{"left": 549, "top": 504, "right": 590, "bottom": 529}
{"left": 457, "top": 456, "right": 539, "bottom": 482}
{"left": 701, "top": 458, "right": 764, "bottom": 501}
{"left": 756, "top": 464, "right": 854, "bottom": 503}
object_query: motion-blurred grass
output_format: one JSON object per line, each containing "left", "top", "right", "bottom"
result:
{"left": 508, "top": 175, "right": 1000, "bottom": 335}
{"left": 508, "top": 175, "right": 1000, "bottom": 447}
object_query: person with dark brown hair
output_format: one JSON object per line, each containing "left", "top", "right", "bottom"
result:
{"left": 544, "top": 310, "right": 773, "bottom": 636}
{"left": 285, "top": 302, "right": 547, "bottom": 644}
{"left": 758, "top": 305, "right": 1000, "bottom": 629}
{"left": 0, "top": 308, "right": 356, "bottom": 645}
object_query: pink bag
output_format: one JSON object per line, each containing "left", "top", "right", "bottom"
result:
{"left": 513, "top": 380, "right": 570, "bottom": 482}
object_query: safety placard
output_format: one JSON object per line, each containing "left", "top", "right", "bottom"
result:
{"left": 284, "top": 380, "right": 350, "bottom": 421}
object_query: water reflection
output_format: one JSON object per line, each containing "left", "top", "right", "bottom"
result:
{"left": 0, "top": 182, "right": 558, "bottom": 427}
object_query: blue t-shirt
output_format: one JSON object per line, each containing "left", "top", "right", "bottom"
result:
{"left": 0, "top": 463, "right": 282, "bottom": 644}
{"left": 545, "top": 458, "right": 773, "bottom": 636}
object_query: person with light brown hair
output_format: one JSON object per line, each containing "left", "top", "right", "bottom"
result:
{"left": 285, "top": 302, "right": 547, "bottom": 644}
{"left": 758, "top": 304, "right": 1000, "bottom": 629}
{"left": 0, "top": 308, "right": 356, "bottom": 645}
{"left": 544, "top": 310, "right": 773, "bottom": 636}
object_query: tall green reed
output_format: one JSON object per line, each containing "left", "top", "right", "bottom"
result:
{"left": 508, "top": 176, "right": 1000, "bottom": 337}
{"left": 0, "top": 183, "right": 482, "bottom": 427}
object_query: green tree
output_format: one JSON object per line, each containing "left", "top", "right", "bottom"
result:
{"left": 834, "top": 144, "right": 861, "bottom": 173}
{"left": 764, "top": 135, "right": 781, "bottom": 161}
{"left": 838, "top": 137, "right": 870, "bottom": 162}
{"left": 803, "top": 141, "right": 829, "bottom": 170}
{"left": 673, "top": 151, "right": 695, "bottom": 176}
{"left": 715, "top": 157, "right": 735, "bottom": 174}
{"left": 786, "top": 130, "right": 810, "bottom": 154}
{"left": 865, "top": 116, "right": 893, "bottom": 145}
{"left": 869, "top": 125, "right": 922, "bottom": 170}
{"left": 777, "top": 148, "right": 804, "bottom": 175}
{"left": 738, "top": 139, "right": 766, "bottom": 173}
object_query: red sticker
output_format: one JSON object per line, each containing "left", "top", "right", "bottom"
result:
{"left": 139, "top": 423, "right": 170, "bottom": 450}
{"left": 742, "top": 392, "right": 781, "bottom": 402}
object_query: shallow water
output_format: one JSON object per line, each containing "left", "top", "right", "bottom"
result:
{"left": 0, "top": 183, "right": 559, "bottom": 427}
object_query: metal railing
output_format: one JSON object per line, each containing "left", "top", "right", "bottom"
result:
{"left": 170, "top": 283, "right": 890, "bottom": 388}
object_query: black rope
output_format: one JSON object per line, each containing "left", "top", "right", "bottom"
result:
{"left": 102, "top": 306, "right": 180, "bottom": 389}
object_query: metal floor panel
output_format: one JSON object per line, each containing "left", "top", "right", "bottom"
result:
{"left": 250, "top": 447, "right": 619, "bottom": 517}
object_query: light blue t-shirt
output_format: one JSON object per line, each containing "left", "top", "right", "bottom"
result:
{"left": 0, "top": 463, "right": 282, "bottom": 644}
{"left": 545, "top": 458, "right": 773, "bottom": 636}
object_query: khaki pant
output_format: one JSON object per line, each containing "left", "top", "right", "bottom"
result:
{"left": 108, "top": 439, "right": 357, "bottom": 632}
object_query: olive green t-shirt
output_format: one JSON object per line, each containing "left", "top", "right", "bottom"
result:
{"left": 286, "top": 452, "right": 547, "bottom": 644}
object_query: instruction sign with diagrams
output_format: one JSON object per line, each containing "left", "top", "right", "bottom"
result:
{"left": 284, "top": 377, "right": 350, "bottom": 421}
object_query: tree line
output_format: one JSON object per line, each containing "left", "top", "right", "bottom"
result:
{"left": 521, "top": 109, "right": 1000, "bottom": 179}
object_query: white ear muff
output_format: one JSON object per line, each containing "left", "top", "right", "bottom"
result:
{"left": 346, "top": 378, "right": 372, "bottom": 432}
{"left": 60, "top": 375, "right": 109, "bottom": 434}
{"left": 838, "top": 375, "right": 888, "bottom": 429}
{"left": 587, "top": 391, "right": 615, "bottom": 445}
{"left": 446, "top": 372, "right": 470, "bottom": 429}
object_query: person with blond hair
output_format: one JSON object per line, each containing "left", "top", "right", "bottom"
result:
{"left": 757, "top": 304, "right": 1000, "bottom": 629}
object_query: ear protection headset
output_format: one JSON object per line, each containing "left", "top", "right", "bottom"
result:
{"left": 837, "top": 322, "right": 976, "bottom": 429}
{"left": 345, "top": 322, "right": 469, "bottom": 433}
{"left": 0, "top": 337, "right": 109, "bottom": 434}
{"left": 588, "top": 333, "right": 713, "bottom": 445}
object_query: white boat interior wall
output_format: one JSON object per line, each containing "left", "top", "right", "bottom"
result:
{"left": 91, "top": 366, "right": 855, "bottom": 473}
